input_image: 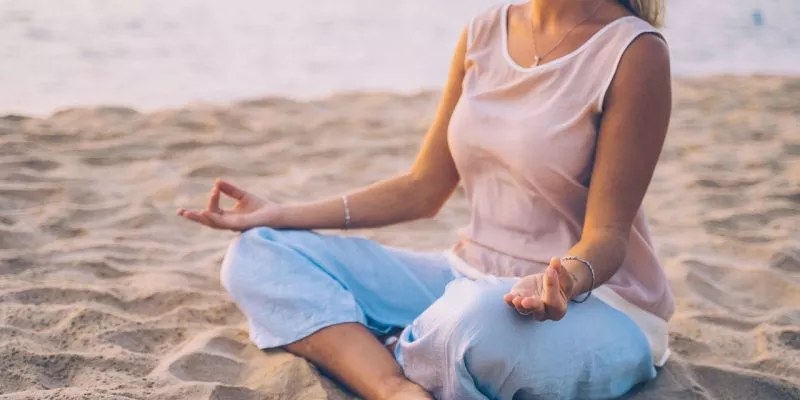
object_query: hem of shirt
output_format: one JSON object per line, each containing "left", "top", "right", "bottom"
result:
{"left": 591, "top": 286, "right": 671, "bottom": 367}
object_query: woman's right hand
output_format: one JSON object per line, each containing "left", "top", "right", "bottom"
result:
{"left": 176, "top": 179, "right": 281, "bottom": 231}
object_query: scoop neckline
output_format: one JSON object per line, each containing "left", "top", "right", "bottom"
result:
{"left": 501, "top": 3, "right": 638, "bottom": 73}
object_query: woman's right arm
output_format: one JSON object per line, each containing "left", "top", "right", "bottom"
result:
{"left": 274, "top": 29, "right": 469, "bottom": 231}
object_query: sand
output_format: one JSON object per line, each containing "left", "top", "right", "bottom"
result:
{"left": 1, "top": 75, "right": 798, "bottom": 399}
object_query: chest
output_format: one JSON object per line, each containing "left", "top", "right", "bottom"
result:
{"left": 448, "top": 67, "right": 601, "bottom": 185}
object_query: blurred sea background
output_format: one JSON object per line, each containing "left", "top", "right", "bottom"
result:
{"left": 1, "top": 0, "right": 798, "bottom": 115}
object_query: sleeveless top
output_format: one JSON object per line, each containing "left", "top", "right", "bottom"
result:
{"left": 446, "top": 3, "right": 675, "bottom": 366}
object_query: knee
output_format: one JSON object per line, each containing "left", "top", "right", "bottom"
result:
{"left": 219, "top": 228, "right": 278, "bottom": 295}
{"left": 401, "top": 283, "right": 522, "bottom": 396}
{"left": 438, "top": 283, "right": 521, "bottom": 366}
{"left": 447, "top": 284, "right": 558, "bottom": 397}
{"left": 451, "top": 282, "right": 517, "bottom": 339}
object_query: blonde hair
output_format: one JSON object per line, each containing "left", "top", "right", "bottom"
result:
{"left": 617, "top": 0, "right": 665, "bottom": 28}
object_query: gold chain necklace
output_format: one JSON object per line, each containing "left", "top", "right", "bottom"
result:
{"left": 530, "top": 0, "right": 605, "bottom": 66}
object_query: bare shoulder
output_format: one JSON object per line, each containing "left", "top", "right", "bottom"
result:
{"left": 601, "top": 31, "right": 671, "bottom": 116}
{"left": 627, "top": 31, "right": 669, "bottom": 61}
{"left": 618, "top": 33, "right": 670, "bottom": 79}
{"left": 602, "top": 31, "right": 672, "bottom": 134}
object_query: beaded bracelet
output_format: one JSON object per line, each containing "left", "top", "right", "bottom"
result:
{"left": 560, "top": 255, "right": 595, "bottom": 303}
{"left": 342, "top": 195, "right": 352, "bottom": 229}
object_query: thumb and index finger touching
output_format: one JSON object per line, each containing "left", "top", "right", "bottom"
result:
{"left": 215, "top": 179, "right": 247, "bottom": 201}
{"left": 177, "top": 179, "right": 246, "bottom": 227}
{"left": 201, "top": 179, "right": 249, "bottom": 227}
{"left": 204, "top": 179, "right": 239, "bottom": 215}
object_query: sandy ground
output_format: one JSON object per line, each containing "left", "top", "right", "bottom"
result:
{"left": 1, "top": 75, "right": 798, "bottom": 399}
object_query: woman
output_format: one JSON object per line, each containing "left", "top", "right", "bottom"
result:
{"left": 178, "top": 0, "right": 674, "bottom": 398}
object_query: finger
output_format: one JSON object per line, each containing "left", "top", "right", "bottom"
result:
{"left": 177, "top": 209, "right": 199, "bottom": 221}
{"left": 200, "top": 210, "right": 227, "bottom": 229}
{"left": 554, "top": 257, "right": 572, "bottom": 281}
{"left": 543, "top": 262, "right": 562, "bottom": 304}
{"left": 216, "top": 179, "right": 247, "bottom": 201}
{"left": 548, "top": 256, "right": 562, "bottom": 272}
{"left": 547, "top": 297, "right": 568, "bottom": 321}
{"left": 207, "top": 187, "right": 222, "bottom": 213}
{"left": 542, "top": 282, "right": 568, "bottom": 321}
{"left": 512, "top": 296, "right": 540, "bottom": 319}
{"left": 520, "top": 296, "right": 538, "bottom": 309}
{"left": 204, "top": 210, "right": 246, "bottom": 231}
{"left": 543, "top": 264, "right": 568, "bottom": 321}
{"left": 513, "top": 297, "right": 547, "bottom": 321}
{"left": 179, "top": 210, "right": 216, "bottom": 227}
{"left": 511, "top": 296, "right": 527, "bottom": 314}
{"left": 511, "top": 295, "right": 523, "bottom": 309}
{"left": 504, "top": 291, "right": 522, "bottom": 306}
{"left": 522, "top": 296, "right": 547, "bottom": 320}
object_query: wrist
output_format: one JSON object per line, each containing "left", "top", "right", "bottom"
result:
{"left": 561, "top": 258, "right": 592, "bottom": 298}
{"left": 268, "top": 203, "right": 289, "bottom": 229}
{"left": 564, "top": 267, "right": 582, "bottom": 299}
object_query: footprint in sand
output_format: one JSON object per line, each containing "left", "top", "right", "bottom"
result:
{"left": 209, "top": 385, "right": 263, "bottom": 400}
{"left": 683, "top": 259, "right": 799, "bottom": 314}
{"left": 777, "top": 329, "right": 800, "bottom": 350}
{"left": 101, "top": 327, "right": 188, "bottom": 354}
{"left": 2, "top": 158, "right": 62, "bottom": 172}
{"left": 168, "top": 352, "right": 243, "bottom": 384}
{"left": 0, "top": 184, "right": 62, "bottom": 204}
{"left": 0, "top": 255, "right": 33, "bottom": 275}
{"left": 771, "top": 246, "right": 800, "bottom": 273}
{"left": 689, "top": 364, "right": 800, "bottom": 400}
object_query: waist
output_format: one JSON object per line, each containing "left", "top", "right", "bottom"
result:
{"left": 451, "top": 238, "right": 546, "bottom": 277}
{"left": 453, "top": 225, "right": 577, "bottom": 277}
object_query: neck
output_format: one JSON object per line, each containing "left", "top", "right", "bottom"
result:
{"left": 529, "top": 0, "right": 604, "bottom": 28}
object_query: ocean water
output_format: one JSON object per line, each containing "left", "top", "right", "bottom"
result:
{"left": 1, "top": 0, "right": 798, "bottom": 115}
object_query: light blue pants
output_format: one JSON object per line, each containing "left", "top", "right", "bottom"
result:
{"left": 220, "top": 227, "right": 656, "bottom": 399}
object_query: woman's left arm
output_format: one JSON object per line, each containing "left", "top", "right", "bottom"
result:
{"left": 563, "top": 33, "right": 672, "bottom": 298}
{"left": 505, "top": 34, "right": 672, "bottom": 319}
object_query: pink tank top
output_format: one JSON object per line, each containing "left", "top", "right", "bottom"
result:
{"left": 448, "top": 4, "right": 676, "bottom": 324}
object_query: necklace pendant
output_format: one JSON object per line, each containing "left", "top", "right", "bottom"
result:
{"left": 533, "top": 56, "right": 541, "bottom": 66}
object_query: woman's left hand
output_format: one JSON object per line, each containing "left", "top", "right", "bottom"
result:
{"left": 503, "top": 257, "right": 577, "bottom": 321}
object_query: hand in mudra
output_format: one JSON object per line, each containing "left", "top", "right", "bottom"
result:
{"left": 503, "top": 257, "right": 577, "bottom": 321}
{"left": 176, "top": 179, "right": 281, "bottom": 231}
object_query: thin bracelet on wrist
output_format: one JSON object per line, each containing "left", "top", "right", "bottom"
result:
{"left": 342, "top": 195, "right": 352, "bottom": 229}
{"left": 560, "top": 255, "right": 595, "bottom": 303}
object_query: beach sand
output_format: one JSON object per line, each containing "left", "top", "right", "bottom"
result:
{"left": 1, "top": 75, "right": 798, "bottom": 399}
